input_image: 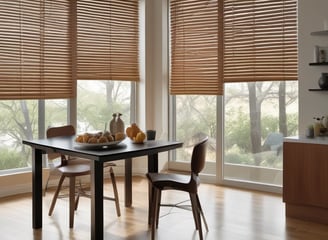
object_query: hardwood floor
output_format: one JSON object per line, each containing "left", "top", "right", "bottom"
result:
{"left": 1, "top": 176, "right": 328, "bottom": 240}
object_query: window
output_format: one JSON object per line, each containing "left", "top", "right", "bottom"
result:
{"left": 0, "top": 0, "right": 140, "bottom": 174}
{"left": 223, "top": 81, "right": 298, "bottom": 187}
{"left": 76, "top": 80, "right": 134, "bottom": 133}
{"left": 222, "top": 0, "right": 298, "bottom": 190}
{"left": 170, "top": 95, "right": 217, "bottom": 175}
{"left": 0, "top": 99, "right": 68, "bottom": 172}
{"left": 168, "top": 0, "right": 298, "bottom": 190}
{"left": 0, "top": 81, "right": 134, "bottom": 172}
{"left": 168, "top": 0, "right": 222, "bottom": 177}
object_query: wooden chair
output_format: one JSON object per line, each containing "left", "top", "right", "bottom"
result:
{"left": 46, "top": 125, "right": 121, "bottom": 228}
{"left": 146, "top": 136, "right": 209, "bottom": 240}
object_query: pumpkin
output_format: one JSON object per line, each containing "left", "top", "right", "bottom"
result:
{"left": 126, "top": 123, "right": 140, "bottom": 139}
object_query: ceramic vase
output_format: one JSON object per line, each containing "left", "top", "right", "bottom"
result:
{"left": 109, "top": 113, "right": 125, "bottom": 135}
{"left": 318, "top": 73, "right": 328, "bottom": 89}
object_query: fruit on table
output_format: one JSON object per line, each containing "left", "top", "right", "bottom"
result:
{"left": 133, "top": 131, "right": 146, "bottom": 143}
{"left": 126, "top": 123, "right": 141, "bottom": 140}
{"left": 75, "top": 131, "right": 125, "bottom": 144}
{"left": 115, "top": 132, "right": 125, "bottom": 141}
{"left": 126, "top": 123, "right": 146, "bottom": 143}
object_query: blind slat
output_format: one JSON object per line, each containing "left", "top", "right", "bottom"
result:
{"left": 224, "top": 0, "right": 298, "bottom": 83}
{"left": 0, "top": 0, "right": 140, "bottom": 100}
{"left": 170, "top": 0, "right": 223, "bottom": 95}
{"left": 0, "top": 0, "right": 73, "bottom": 100}
{"left": 77, "top": 0, "right": 139, "bottom": 81}
{"left": 170, "top": 0, "right": 297, "bottom": 95}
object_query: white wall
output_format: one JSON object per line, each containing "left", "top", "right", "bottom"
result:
{"left": 132, "top": 0, "right": 170, "bottom": 175}
{"left": 298, "top": 0, "right": 328, "bottom": 134}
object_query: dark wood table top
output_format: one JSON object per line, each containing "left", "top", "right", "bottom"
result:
{"left": 23, "top": 136, "right": 183, "bottom": 162}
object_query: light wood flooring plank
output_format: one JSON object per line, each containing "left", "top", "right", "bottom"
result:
{"left": 0, "top": 176, "right": 328, "bottom": 240}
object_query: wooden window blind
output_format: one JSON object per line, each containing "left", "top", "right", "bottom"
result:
{"left": 169, "top": 0, "right": 224, "bottom": 95}
{"left": 0, "top": 0, "right": 74, "bottom": 100}
{"left": 224, "top": 0, "right": 298, "bottom": 83}
{"left": 77, "top": 0, "right": 140, "bottom": 81}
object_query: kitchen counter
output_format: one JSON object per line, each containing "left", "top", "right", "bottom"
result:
{"left": 283, "top": 138, "right": 328, "bottom": 224}
{"left": 284, "top": 135, "right": 328, "bottom": 145}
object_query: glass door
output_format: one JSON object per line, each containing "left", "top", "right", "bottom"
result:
{"left": 223, "top": 81, "right": 298, "bottom": 188}
{"left": 169, "top": 95, "right": 217, "bottom": 178}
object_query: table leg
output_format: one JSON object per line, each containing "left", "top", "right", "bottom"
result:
{"left": 32, "top": 148, "right": 43, "bottom": 229}
{"left": 125, "top": 158, "right": 132, "bottom": 207}
{"left": 148, "top": 154, "right": 158, "bottom": 173}
{"left": 148, "top": 153, "right": 158, "bottom": 224}
{"left": 69, "top": 176, "right": 75, "bottom": 228}
{"left": 90, "top": 161, "right": 104, "bottom": 240}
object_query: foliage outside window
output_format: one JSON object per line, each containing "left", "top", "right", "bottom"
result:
{"left": 0, "top": 99, "right": 67, "bottom": 171}
{"left": 76, "top": 80, "right": 132, "bottom": 133}
{"left": 0, "top": 80, "right": 132, "bottom": 171}
{"left": 224, "top": 81, "right": 298, "bottom": 170}
{"left": 173, "top": 95, "right": 217, "bottom": 164}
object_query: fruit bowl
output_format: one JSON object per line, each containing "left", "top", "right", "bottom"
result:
{"left": 74, "top": 131, "right": 125, "bottom": 149}
{"left": 75, "top": 139, "right": 124, "bottom": 149}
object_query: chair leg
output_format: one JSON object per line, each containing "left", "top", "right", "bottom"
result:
{"left": 43, "top": 174, "right": 51, "bottom": 196}
{"left": 151, "top": 188, "right": 161, "bottom": 240}
{"left": 109, "top": 167, "right": 121, "bottom": 217}
{"left": 155, "top": 190, "right": 161, "bottom": 229}
{"left": 190, "top": 193, "right": 200, "bottom": 230}
{"left": 196, "top": 194, "right": 209, "bottom": 232}
{"left": 44, "top": 165, "right": 57, "bottom": 196}
{"left": 190, "top": 193, "right": 203, "bottom": 240}
{"left": 69, "top": 176, "right": 76, "bottom": 228}
{"left": 150, "top": 187, "right": 156, "bottom": 240}
{"left": 75, "top": 191, "right": 80, "bottom": 211}
{"left": 74, "top": 179, "right": 83, "bottom": 210}
{"left": 48, "top": 175, "right": 65, "bottom": 216}
{"left": 148, "top": 185, "right": 154, "bottom": 225}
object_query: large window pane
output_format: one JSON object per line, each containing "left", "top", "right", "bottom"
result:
{"left": 77, "top": 80, "right": 133, "bottom": 133}
{"left": 0, "top": 99, "right": 69, "bottom": 172}
{"left": 0, "top": 100, "right": 38, "bottom": 170}
{"left": 171, "top": 95, "right": 216, "bottom": 175}
{"left": 45, "top": 99, "right": 68, "bottom": 127}
{"left": 224, "top": 81, "right": 298, "bottom": 186}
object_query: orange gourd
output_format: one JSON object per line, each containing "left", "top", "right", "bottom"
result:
{"left": 133, "top": 131, "right": 146, "bottom": 143}
{"left": 126, "top": 123, "right": 140, "bottom": 140}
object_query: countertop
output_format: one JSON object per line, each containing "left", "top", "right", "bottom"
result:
{"left": 284, "top": 135, "right": 328, "bottom": 145}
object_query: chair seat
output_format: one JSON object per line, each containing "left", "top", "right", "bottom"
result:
{"left": 58, "top": 163, "right": 90, "bottom": 176}
{"left": 58, "top": 160, "right": 116, "bottom": 176}
{"left": 147, "top": 172, "right": 200, "bottom": 193}
{"left": 147, "top": 172, "right": 190, "bottom": 184}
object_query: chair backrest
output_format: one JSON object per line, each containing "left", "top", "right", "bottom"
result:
{"left": 46, "top": 125, "right": 76, "bottom": 160}
{"left": 191, "top": 136, "right": 208, "bottom": 175}
{"left": 47, "top": 125, "right": 76, "bottom": 138}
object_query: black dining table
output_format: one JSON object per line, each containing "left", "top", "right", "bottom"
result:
{"left": 22, "top": 136, "right": 183, "bottom": 240}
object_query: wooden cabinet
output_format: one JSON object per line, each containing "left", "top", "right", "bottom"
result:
{"left": 283, "top": 140, "right": 328, "bottom": 224}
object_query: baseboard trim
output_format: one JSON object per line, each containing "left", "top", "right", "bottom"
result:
{"left": 0, "top": 170, "right": 49, "bottom": 198}
{"left": 0, "top": 166, "right": 149, "bottom": 198}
